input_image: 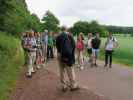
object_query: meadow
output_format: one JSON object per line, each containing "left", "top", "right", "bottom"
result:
{"left": 100, "top": 36, "right": 133, "bottom": 67}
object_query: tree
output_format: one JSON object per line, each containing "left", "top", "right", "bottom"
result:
{"left": 0, "top": 0, "right": 41, "bottom": 36}
{"left": 27, "top": 13, "right": 41, "bottom": 32}
{"left": 42, "top": 11, "right": 60, "bottom": 32}
{"left": 70, "top": 20, "right": 108, "bottom": 37}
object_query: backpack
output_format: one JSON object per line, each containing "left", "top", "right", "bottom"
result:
{"left": 60, "top": 34, "right": 75, "bottom": 66}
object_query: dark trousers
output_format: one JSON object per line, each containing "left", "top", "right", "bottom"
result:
{"left": 47, "top": 46, "right": 53, "bottom": 59}
{"left": 105, "top": 50, "right": 113, "bottom": 66}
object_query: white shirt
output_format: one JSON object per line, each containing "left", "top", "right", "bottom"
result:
{"left": 87, "top": 38, "right": 92, "bottom": 49}
{"left": 105, "top": 37, "right": 117, "bottom": 50}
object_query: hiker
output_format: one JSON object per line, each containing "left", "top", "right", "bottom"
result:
{"left": 26, "top": 31, "right": 37, "bottom": 78}
{"left": 42, "top": 30, "right": 48, "bottom": 63}
{"left": 47, "top": 31, "right": 54, "bottom": 60}
{"left": 21, "top": 32, "right": 28, "bottom": 65}
{"left": 53, "top": 33, "right": 57, "bottom": 58}
{"left": 56, "top": 26, "right": 80, "bottom": 92}
{"left": 104, "top": 32, "right": 118, "bottom": 68}
{"left": 76, "top": 33, "right": 84, "bottom": 70}
{"left": 35, "top": 32, "right": 43, "bottom": 69}
{"left": 91, "top": 33, "right": 101, "bottom": 67}
{"left": 87, "top": 33, "right": 93, "bottom": 64}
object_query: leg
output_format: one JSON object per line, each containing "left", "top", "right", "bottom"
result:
{"left": 66, "top": 66, "right": 79, "bottom": 91}
{"left": 80, "top": 51, "right": 84, "bottom": 70}
{"left": 77, "top": 50, "right": 80, "bottom": 67}
{"left": 47, "top": 46, "right": 49, "bottom": 60}
{"left": 66, "top": 66, "right": 77, "bottom": 88}
{"left": 57, "top": 53, "right": 67, "bottom": 90}
{"left": 105, "top": 50, "right": 108, "bottom": 67}
{"left": 31, "top": 52, "right": 36, "bottom": 72}
{"left": 27, "top": 52, "right": 33, "bottom": 77}
{"left": 109, "top": 51, "right": 112, "bottom": 68}
{"left": 95, "top": 49, "right": 99, "bottom": 67}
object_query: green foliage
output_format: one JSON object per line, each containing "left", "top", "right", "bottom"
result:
{"left": 70, "top": 20, "right": 108, "bottom": 37}
{"left": 0, "top": 0, "right": 41, "bottom": 36}
{"left": 41, "top": 10, "right": 60, "bottom": 32}
{"left": 27, "top": 13, "right": 42, "bottom": 32}
{"left": 0, "top": 32, "right": 24, "bottom": 100}
{"left": 105, "top": 25, "right": 133, "bottom": 35}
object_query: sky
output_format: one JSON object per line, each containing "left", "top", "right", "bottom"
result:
{"left": 26, "top": 0, "right": 133, "bottom": 27}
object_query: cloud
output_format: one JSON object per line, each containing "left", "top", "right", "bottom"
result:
{"left": 26, "top": 0, "right": 133, "bottom": 27}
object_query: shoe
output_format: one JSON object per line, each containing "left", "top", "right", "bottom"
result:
{"left": 80, "top": 66, "right": 84, "bottom": 70}
{"left": 104, "top": 64, "right": 107, "bottom": 67}
{"left": 70, "top": 86, "right": 80, "bottom": 91}
{"left": 61, "top": 87, "right": 68, "bottom": 92}
{"left": 32, "top": 71, "right": 36, "bottom": 74}
{"left": 26, "top": 74, "right": 32, "bottom": 78}
{"left": 109, "top": 65, "right": 112, "bottom": 68}
{"left": 37, "top": 65, "right": 41, "bottom": 69}
{"left": 95, "top": 63, "right": 98, "bottom": 67}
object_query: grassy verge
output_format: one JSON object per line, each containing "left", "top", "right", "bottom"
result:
{"left": 0, "top": 32, "right": 24, "bottom": 100}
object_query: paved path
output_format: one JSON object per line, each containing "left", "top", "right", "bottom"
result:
{"left": 47, "top": 59, "right": 133, "bottom": 100}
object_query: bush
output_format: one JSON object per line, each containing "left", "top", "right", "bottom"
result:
{"left": 0, "top": 32, "right": 24, "bottom": 100}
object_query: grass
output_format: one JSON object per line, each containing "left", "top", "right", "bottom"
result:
{"left": 99, "top": 36, "right": 133, "bottom": 67}
{"left": 0, "top": 32, "right": 24, "bottom": 100}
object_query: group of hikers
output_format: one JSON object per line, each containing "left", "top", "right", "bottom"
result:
{"left": 21, "top": 26, "right": 118, "bottom": 92}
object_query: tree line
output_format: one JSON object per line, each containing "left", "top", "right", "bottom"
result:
{"left": 0, "top": 0, "right": 133, "bottom": 37}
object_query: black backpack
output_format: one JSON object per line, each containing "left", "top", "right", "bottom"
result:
{"left": 60, "top": 34, "right": 75, "bottom": 66}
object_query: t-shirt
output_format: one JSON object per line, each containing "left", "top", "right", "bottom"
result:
{"left": 42, "top": 33, "right": 48, "bottom": 45}
{"left": 87, "top": 38, "right": 92, "bottom": 49}
{"left": 48, "top": 36, "right": 54, "bottom": 47}
{"left": 27, "top": 37, "right": 37, "bottom": 52}
{"left": 91, "top": 38, "right": 101, "bottom": 49}
{"left": 105, "top": 37, "right": 117, "bottom": 50}
{"left": 36, "top": 36, "right": 42, "bottom": 48}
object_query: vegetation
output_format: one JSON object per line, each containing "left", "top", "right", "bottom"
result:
{"left": 0, "top": 0, "right": 41, "bottom": 36}
{"left": 41, "top": 10, "right": 60, "bottom": 32}
{"left": 0, "top": 32, "right": 24, "bottom": 100}
{"left": 70, "top": 20, "right": 108, "bottom": 37}
{"left": 105, "top": 25, "right": 133, "bottom": 35}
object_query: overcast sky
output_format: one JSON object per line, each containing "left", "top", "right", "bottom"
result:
{"left": 26, "top": 0, "right": 133, "bottom": 27}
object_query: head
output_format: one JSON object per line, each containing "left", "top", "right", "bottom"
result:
{"left": 108, "top": 32, "right": 113, "bottom": 38}
{"left": 61, "top": 26, "right": 67, "bottom": 32}
{"left": 44, "top": 29, "right": 48, "bottom": 33}
{"left": 35, "top": 32, "right": 40, "bottom": 37}
{"left": 88, "top": 33, "right": 92, "bottom": 39}
{"left": 29, "top": 31, "right": 35, "bottom": 37}
{"left": 49, "top": 31, "right": 53, "bottom": 36}
{"left": 78, "top": 32, "right": 84, "bottom": 40}
{"left": 96, "top": 33, "right": 100, "bottom": 38}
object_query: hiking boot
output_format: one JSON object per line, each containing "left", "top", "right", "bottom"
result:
{"left": 80, "top": 66, "right": 84, "bottom": 70}
{"left": 70, "top": 86, "right": 80, "bottom": 91}
{"left": 104, "top": 64, "right": 107, "bottom": 67}
{"left": 37, "top": 65, "right": 41, "bottom": 69}
{"left": 109, "top": 65, "right": 112, "bottom": 68}
{"left": 95, "top": 63, "right": 98, "bottom": 67}
{"left": 26, "top": 74, "right": 32, "bottom": 78}
{"left": 61, "top": 87, "right": 68, "bottom": 92}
